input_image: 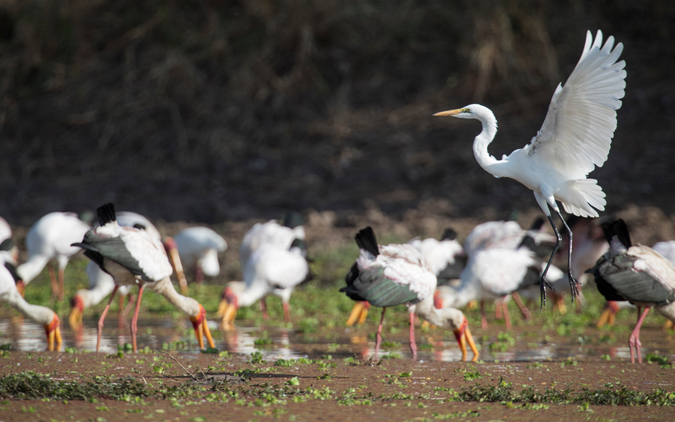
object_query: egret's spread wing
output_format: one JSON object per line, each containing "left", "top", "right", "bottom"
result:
{"left": 526, "top": 30, "right": 626, "bottom": 179}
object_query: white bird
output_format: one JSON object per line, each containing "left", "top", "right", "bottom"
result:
{"left": 434, "top": 30, "right": 627, "bottom": 305}
{"left": 17, "top": 212, "right": 91, "bottom": 300}
{"left": 174, "top": 227, "right": 227, "bottom": 283}
{"left": 0, "top": 255, "right": 62, "bottom": 351}
{"left": 0, "top": 217, "right": 17, "bottom": 264}
{"left": 438, "top": 235, "right": 542, "bottom": 329}
{"left": 346, "top": 228, "right": 467, "bottom": 327}
{"left": 221, "top": 239, "right": 309, "bottom": 328}
{"left": 597, "top": 239, "right": 675, "bottom": 328}
{"left": 340, "top": 227, "right": 478, "bottom": 360}
{"left": 69, "top": 211, "right": 189, "bottom": 328}
{"left": 72, "top": 203, "right": 215, "bottom": 352}
{"left": 239, "top": 212, "right": 305, "bottom": 267}
{"left": 590, "top": 219, "right": 675, "bottom": 363}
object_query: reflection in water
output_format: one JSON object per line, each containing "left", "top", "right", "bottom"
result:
{"left": 1, "top": 314, "right": 674, "bottom": 363}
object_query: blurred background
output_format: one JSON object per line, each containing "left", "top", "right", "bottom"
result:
{"left": 0, "top": 0, "right": 673, "bottom": 226}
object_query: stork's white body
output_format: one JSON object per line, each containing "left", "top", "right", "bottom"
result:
{"left": 174, "top": 227, "right": 227, "bottom": 278}
{"left": 409, "top": 237, "right": 464, "bottom": 276}
{"left": 17, "top": 212, "right": 91, "bottom": 284}
{"left": 239, "top": 220, "right": 305, "bottom": 266}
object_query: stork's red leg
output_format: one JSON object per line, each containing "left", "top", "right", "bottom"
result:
{"left": 131, "top": 285, "right": 145, "bottom": 353}
{"left": 58, "top": 268, "right": 65, "bottom": 301}
{"left": 259, "top": 298, "right": 269, "bottom": 320}
{"left": 97, "top": 286, "right": 119, "bottom": 352}
{"left": 503, "top": 301, "right": 512, "bottom": 329}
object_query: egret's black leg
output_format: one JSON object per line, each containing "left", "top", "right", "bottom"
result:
{"left": 541, "top": 215, "right": 562, "bottom": 308}
{"left": 555, "top": 209, "right": 580, "bottom": 300}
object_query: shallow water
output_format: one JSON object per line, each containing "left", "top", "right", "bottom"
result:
{"left": 2, "top": 314, "right": 675, "bottom": 363}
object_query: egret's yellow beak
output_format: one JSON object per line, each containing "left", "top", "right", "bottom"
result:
{"left": 453, "top": 317, "right": 479, "bottom": 362}
{"left": 433, "top": 109, "right": 463, "bottom": 117}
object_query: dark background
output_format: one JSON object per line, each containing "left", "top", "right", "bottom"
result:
{"left": 1, "top": 0, "right": 673, "bottom": 226}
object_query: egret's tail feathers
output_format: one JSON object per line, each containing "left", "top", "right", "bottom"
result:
{"left": 561, "top": 179, "right": 606, "bottom": 218}
{"left": 355, "top": 226, "right": 379, "bottom": 257}
{"left": 96, "top": 203, "right": 117, "bottom": 226}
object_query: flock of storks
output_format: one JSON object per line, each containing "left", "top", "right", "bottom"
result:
{"left": 1, "top": 29, "right": 674, "bottom": 364}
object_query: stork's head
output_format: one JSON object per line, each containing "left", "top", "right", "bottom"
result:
{"left": 69, "top": 294, "right": 85, "bottom": 329}
{"left": 43, "top": 314, "right": 62, "bottom": 352}
{"left": 188, "top": 304, "right": 215, "bottom": 350}
{"left": 452, "top": 316, "right": 478, "bottom": 362}
{"left": 218, "top": 286, "right": 239, "bottom": 329}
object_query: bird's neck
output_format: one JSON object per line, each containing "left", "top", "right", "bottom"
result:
{"left": 414, "top": 294, "right": 462, "bottom": 329}
{"left": 4, "top": 290, "right": 54, "bottom": 324}
{"left": 81, "top": 276, "right": 116, "bottom": 308}
{"left": 149, "top": 278, "right": 200, "bottom": 318}
{"left": 472, "top": 112, "right": 511, "bottom": 179}
{"left": 16, "top": 255, "right": 51, "bottom": 284}
{"left": 236, "top": 281, "right": 268, "bottom": 307}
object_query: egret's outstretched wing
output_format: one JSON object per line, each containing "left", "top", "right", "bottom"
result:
{"left": 526, "top": 30, "right": 626, "bottom": 179}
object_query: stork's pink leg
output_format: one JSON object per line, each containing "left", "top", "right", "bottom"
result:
{"left": 58, "top": 268, "right": 65, "bottom": 301}
{"left": 480, "top": 301, "right": 488, "bottom": 329}
{"left": 97, "top": 286, "right": 119, "bottom": 352}
{"left": 409, "top": 312, "right": 417, "bottom": 359}
{"left": 130, "top": 285, "right": 145, "bottom": 353}
{"left": 495, "top": 299, "right": 503, "bottom": 319}
{"left": 503, "top": 301, "right": 512, "bottom": 329}
{"left": 629, "top": 307, "right": 650, "bottom": 364}
{"left": 48, "top": 266, "right": 59, "bottom": 300}
{"left": 374, "top": 307, "right": 387, "bottom": 359}
{"left": 282, "top": 302, "right": 291, "bottom": 322}
{"left": 195, "top": 264, "right": 204, "bottom": 284}
{"left": 511, "top": 292, "right": 531, "bottom": 320}
{"left": 259, "top": 298, "right": 269, "bottom": 320}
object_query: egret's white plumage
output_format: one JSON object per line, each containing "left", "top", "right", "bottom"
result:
{"left": 0, "top": 255, "right": 61, "bottom": 350}
{"left": 221, "top": 240, "right": 309, "bottom": 327}
{"left": 174, "top": 227, "right": 227, "bottom": 281}
{"left": 72, "top": 203, "right": 214, "bottom": 352}
{"left": 434, "top": 30, "right": 627, "bottom": 303}
{"left": 16, "top": 212, "right": 91, "bottom": 299}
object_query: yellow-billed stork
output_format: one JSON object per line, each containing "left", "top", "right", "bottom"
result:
{"left": 174, "top": 227, "right": 227, "bottom": 283}
{"left": 72, "top": 203, "right": 214, "bottom": 352}
{"left": 590, "top": 219, "right": 675, "bottom": 363}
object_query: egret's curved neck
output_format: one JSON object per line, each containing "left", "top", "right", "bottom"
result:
{"left": 471, "top": 111, "right": 510, "bottom": 179}
{"left": 149, "top": 278, "right": 200, "bottom": 318}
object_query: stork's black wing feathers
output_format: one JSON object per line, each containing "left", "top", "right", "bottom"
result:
{"left": 592, "top": 253, "right": 675, "bottom": 306}
{"left": 437, "top": 254, "right": 467, "bottom": 285}
{"left": 74, "top": 237, "right": 145, "bottom": 278}
{"left": 97, "top": 203, "right": 117, "bottom": 226}
{"left": 355, "top": 227, "right": 379, "bottom": 257}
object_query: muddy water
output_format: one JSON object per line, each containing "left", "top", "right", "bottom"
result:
{"left": 2, "top": 315, "right": 675, "bottom": 363}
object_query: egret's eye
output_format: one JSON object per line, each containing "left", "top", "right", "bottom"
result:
{"left": 462, "top": 108, "right": 470, "bottom": 113}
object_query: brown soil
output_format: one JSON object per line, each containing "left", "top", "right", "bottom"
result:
{"left": 1, "top": 352, "right": 675, "bottom": 421}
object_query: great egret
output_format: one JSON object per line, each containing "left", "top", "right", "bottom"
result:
{"left": 72, "top": 203, "right": 214, "bottom": 352}
{"left": 589, "top": 219, "right": 675, "bottom": 363}
{"left": 434, "top": 30, "right": 627, "bottom": 305}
